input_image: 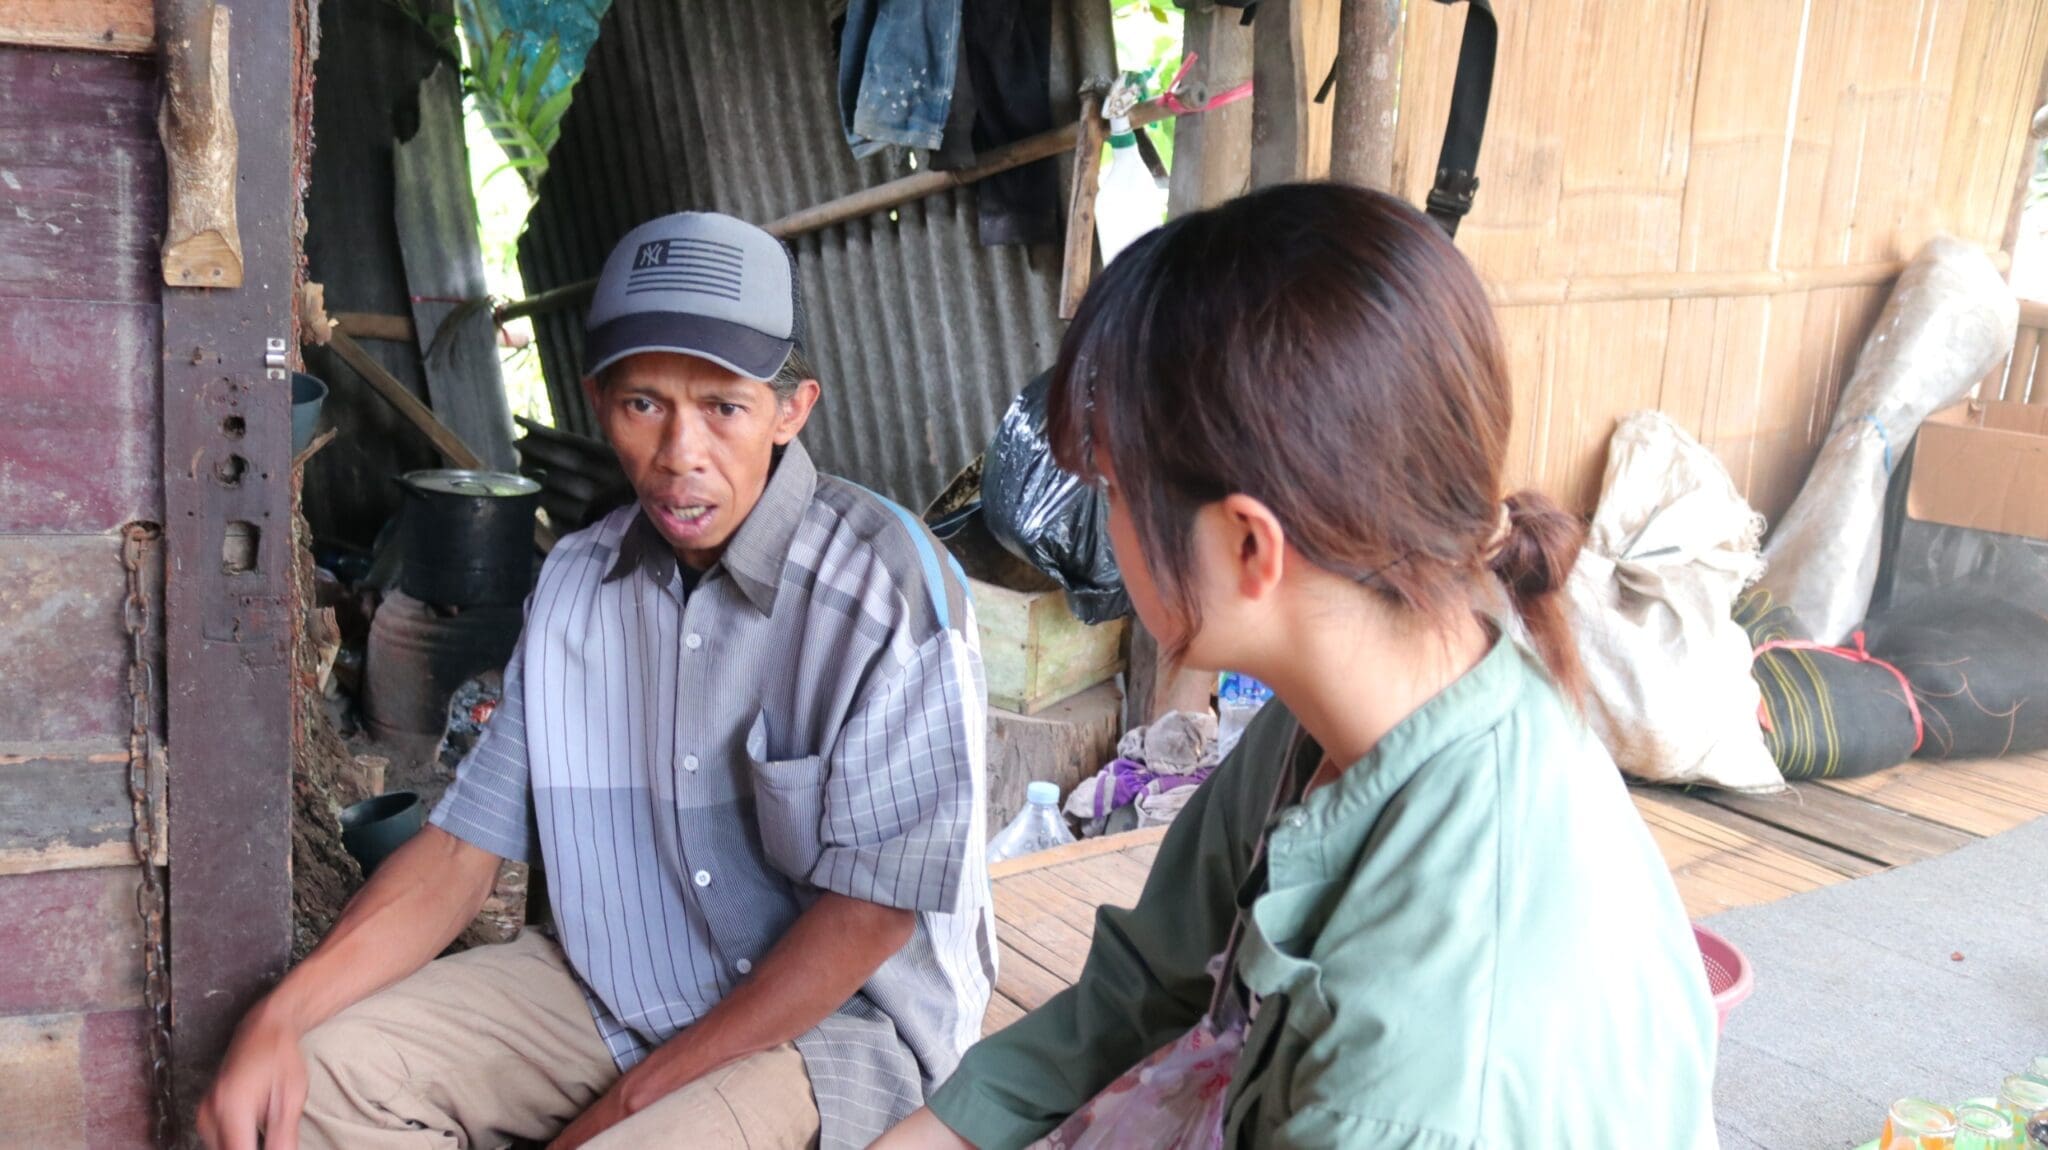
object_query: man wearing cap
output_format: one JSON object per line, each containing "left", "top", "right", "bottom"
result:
{"left": 198, "top": 212, "right": 996, "bottom": 1150}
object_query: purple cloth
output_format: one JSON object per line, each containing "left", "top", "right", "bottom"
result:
{"left": 1092, "top": 757, "right": 1212, "bottom": 819}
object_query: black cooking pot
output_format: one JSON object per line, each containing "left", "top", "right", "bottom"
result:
{"left": 397, "top": 469, "right": 541, "bottom": 607}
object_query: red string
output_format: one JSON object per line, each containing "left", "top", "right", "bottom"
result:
{"left": 1753, "top": 632, "right": 1925, "bottom": 753}
{"left": 1159, "top": 51, "right": 1255, "bottom": 117}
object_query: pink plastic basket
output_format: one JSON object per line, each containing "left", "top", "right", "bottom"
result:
{"left": 1693, "top": 924, "right": 1754, "bottom": 1034}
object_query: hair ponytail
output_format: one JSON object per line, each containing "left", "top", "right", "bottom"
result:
{"left": 1488, "top": 491, "right": 1587, "bottom": 702}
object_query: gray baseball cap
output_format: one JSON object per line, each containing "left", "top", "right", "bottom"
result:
{"left": 583, "top": 211, "right": 807, "bottom": 382}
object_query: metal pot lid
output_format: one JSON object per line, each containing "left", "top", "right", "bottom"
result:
{"left": 401, "top": 469, "right": 541, "bottom": 498}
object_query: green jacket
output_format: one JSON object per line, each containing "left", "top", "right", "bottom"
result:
{"left": 929, "top": 638, "right": 1719, "bottom": 1148}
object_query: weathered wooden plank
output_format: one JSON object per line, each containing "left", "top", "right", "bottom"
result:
{"left": 0, "top": 1012, "right": 86, "bottom": 1149}
{"left": 0, "top": 536, "right": 129, "bottom": 745}
{"left": 1631, "top": 791, "right": 1853, "bottom": 917}
{"left": 995, "top": 871, "right": 1105, "bottom": 946}
{"left": 81, "top": 1008, "right": 151, "bottom": 1149}
{"left": 0, "top": 867, "right": 143, "bottom": 1015}
{"left": 1639, "top": 789, "right": 1883, "bottom": 880}
{"left": 0, "top": 47, "right": 161, "bottom": 303}
{"left": 993, "top": 939, "right": 1077, "bottom": 1015}
{"left": 0, "top": 0, "right": 152, "bottom": 54}
{"left": 1691, "top": 779, "right": 1977, "bottom": 868}
{"left": 0, "top": 299, "right": 160, "bottom": 533}
{"left": 992, "top": 871, "right": 1096, "bottom": 971}
{"left": 989, "top": 827, "right": 1169, "bottom": 880}
{"left": 160, "top": 0, "right": 302, "bottom": 1118}
{"left": 1035, "top": 854, "right": 1147, "bottom": 913}
{"left": 0, "top": 754, "right": 136, "bottom": 876}
{"left": 1819, "top": 756, "right": 2048, "bottom": 838}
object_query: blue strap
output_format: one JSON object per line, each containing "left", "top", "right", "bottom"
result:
{"left": 1864, "top": 414, "right": 1894, "bottom": 475}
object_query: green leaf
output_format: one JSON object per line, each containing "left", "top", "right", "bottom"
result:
{"left": 519, "top": 37, "right": 561, "bottom": 121}
{"left": 529, "top": 84, "right": 576, "bottom": 148}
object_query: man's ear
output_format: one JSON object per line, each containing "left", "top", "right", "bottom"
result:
{"left": 772, "top": 379, "right": 822, "bottom": 445}
{"left": 581, "top": 375, "right": 608, "bottom": 441}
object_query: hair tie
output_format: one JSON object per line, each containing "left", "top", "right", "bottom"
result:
{"left": 1482, "top": 502, "right": 1514, "bottom": 564}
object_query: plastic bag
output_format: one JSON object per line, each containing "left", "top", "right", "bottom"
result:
{"left": 982, "top": 372, "right": 1131, "bottom": 623}
{"left": 1756, "top": 236, "right": 2017, "bottom": 642}
{"left": 1567, "top": 411, "right": 1784, "bottom": 791}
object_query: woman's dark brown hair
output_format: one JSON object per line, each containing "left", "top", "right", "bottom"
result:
{"left": 1047, "top": 182, "right": 1586, "bottom": 698}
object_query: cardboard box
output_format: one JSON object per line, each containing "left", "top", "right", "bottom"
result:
{"left": 1907, "top": 401, "right": 2048, "bottom": 541}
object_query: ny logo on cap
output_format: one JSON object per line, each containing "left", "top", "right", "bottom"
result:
{"left": 628, "top": 237, "right": 746, "bottom": 301}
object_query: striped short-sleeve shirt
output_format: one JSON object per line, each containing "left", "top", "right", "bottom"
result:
{"left": 430, "top": 440, "right": 996, "bottom": 1149}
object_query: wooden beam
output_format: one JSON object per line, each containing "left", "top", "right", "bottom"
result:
{"left": 161, "top": 0, "right": 301, "bottom": 1120}
{"left": 495, "top": 99, "right": 1182, "bottom": 325}
{"left": 1166, "top": 6, "right": 1255, "bottom": 216}
{"left": 1251, "top": 0, "right": 1340, "bottom": 188}
{"left": 330, "top": 311, "right": 417, "bottom": 343}
{"left": 1058, "top": 91, "right": 1110, "bottom": 320}
{"left": 1327, "top": 0, "right": 1402, "bottom": 189}
{"left": 326, "top": 328, "right": 485, "bottom": 470}
{"left": 0, "top": 0, "right": 152, "bottom": 53}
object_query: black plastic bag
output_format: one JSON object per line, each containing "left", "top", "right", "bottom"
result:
{"left": 981, "top": 372, "right": 1130, "bottom": 623}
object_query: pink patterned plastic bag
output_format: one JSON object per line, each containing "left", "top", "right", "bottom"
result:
{"left": 1028, "top": 1012, "right": 1244, "bottom": 1150}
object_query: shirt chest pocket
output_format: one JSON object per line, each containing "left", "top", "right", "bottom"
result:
{"left": 745, "top": 712, "right": 830, "bottom": 883}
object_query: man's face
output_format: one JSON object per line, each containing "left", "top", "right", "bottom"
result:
{"left": 585, "top": 352, "right": 819, "bottom": 569}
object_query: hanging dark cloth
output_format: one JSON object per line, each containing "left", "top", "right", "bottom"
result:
{"left": 930, "top": 0, "right": 1060, "bottom": 246}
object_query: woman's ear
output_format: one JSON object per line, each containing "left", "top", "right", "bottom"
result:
{"left": 1206, "top": 493, "right": 1287, "bottom": 603}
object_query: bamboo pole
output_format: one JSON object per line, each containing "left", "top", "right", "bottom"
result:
{"left": 495, "top": 100, "right": 1179, "bottom": 326}
{"left": 1482, "top": 254, "right": 2008, "bottom": 309}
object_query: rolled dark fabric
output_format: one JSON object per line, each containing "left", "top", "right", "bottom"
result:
{"left": 1865, "top": 593, "right": 2048, "bottom": 759}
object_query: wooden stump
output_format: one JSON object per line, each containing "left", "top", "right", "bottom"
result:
{"left": 986, "top": 681, "right": 1124, "bottom": 835}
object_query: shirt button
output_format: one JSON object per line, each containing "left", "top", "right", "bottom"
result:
{"left": 682, "top": 754, "right": 700, "bottom": 772}
{"left": 735, "top": 958, "right": 753, "bottom": 975}
{"left": 1283, "top": 811, "right": 1307, "bottom": 829}
{"left": 693, "top": 869, "right": 711, "bottom": 887}
{"left": 684, "top": 633, "right": 703, "bottom": 651}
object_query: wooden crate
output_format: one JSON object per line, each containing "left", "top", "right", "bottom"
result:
{"left": 971, "top": 577, "right": 1126, "bottom": 716}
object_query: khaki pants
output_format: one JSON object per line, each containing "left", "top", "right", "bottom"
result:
{"left": 298, "top": 932, "right": 820, "bottom": 1149}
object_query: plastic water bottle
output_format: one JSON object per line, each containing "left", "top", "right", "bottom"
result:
{"left": 1216, "top": 672, "right": 1275, "bottom": 760}
{"left": 987, "top": 781, "right": 1076, "bottom": 865}
{"left": 1094, "top": 118, "right": 1167, "bottom": 265}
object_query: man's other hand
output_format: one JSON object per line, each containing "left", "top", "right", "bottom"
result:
{"left": 195, "top": 1005, "right": 310, "bottom": 1150}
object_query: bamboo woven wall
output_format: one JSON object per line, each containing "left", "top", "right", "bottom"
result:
{"left": 1389, "top": 0, "right": 2048, "bottom": 519}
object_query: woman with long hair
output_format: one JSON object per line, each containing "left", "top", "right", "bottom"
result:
{"left": 877, "top": 183, "right": 1717, "bottom": 1149}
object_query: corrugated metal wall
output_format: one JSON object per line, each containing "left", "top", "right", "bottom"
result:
{"left": 520, "top": 0, "right": 1113, "bottom": 509}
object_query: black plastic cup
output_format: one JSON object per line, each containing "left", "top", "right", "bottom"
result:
{"left": 340, "top": 791, "right": 426, "bottom": 877}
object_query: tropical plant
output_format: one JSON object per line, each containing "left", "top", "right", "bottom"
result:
{"left": 385, "top": 0, "right": 584, "bottom": 193}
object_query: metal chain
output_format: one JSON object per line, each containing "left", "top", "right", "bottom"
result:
{"left": 122, "top": 524, "right": 174, "bottom": 1147}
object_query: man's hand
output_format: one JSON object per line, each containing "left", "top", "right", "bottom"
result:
{"left": 194, "top": 1006, "right": 310, "bottom": 1150}
{"left": 192, "top": 827, "right": 503, "bottom": 1150}
{"left": 545, "top": 1078, "right": 634, "bottom": 1150}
